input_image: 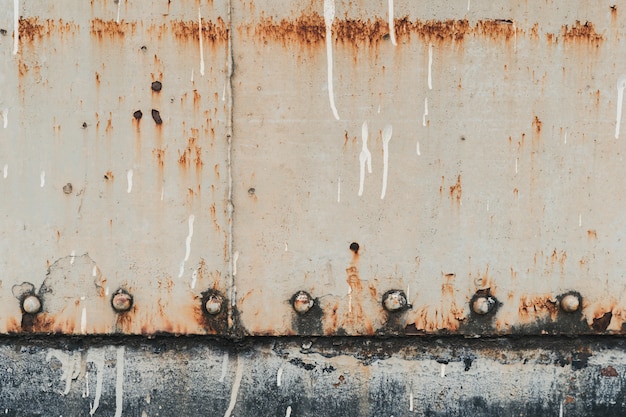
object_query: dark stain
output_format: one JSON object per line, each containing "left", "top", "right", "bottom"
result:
{"left": 292, "top": 297, "right": 324, "bottom": 336}
{"left": 288, "top": 357, "right": 316, "bottom": 371}
{"left": 592, "top": 312, "right": 613, "bottom": 332}
{"left": 151, "top": 109, "right": 162, "bottom": 125}
{"left": 0, "top": 29, "right": 6, "bottom": 36}
{"left": 463, "top": 356, "right": 474, "bottom": 371}
{"left": 133, "top": 110, "right": 143, "bottom": 120}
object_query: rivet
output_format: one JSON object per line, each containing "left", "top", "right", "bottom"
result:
{"left": 111, "top": 290, "right": 133, "bottom": 312}
{"left": 472, "top": 295, "right": 496, "bottom": 315}
{"left": 382, "top": 290, "right": 410, "bottom": 312}
{"left": 151, "top": 109, "right": 163, "bottom": 125}
{"left": 349, "top": 242, "right": 360, "bottom": 254}
{"left": 151, "top": 81, "right": 162, "bottom": 92}
{"left": 292, "top": 291, "right": 314, "bottom": 314}
{"left": 560, "top": 293, "right": 581, "bottom": 313}
{"left": 204, "top": 294, "right": 224, "bottom": 315}
{"left": 22, "top": 295, "right": 41, "bottom": 314}
{"left": 133, "top": 110, "right": 143, "bottom": 120}
{"left": 62, "top": 183, "right": 73, "bottom": 194}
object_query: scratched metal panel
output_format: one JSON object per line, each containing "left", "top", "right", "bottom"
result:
{"left": 232, "top": 0, "right": 626, "bottom": 335}
{"left": 0, "top": 1, "right": 230, "bottom": 334}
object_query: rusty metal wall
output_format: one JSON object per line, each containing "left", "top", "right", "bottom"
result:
{"left": 3, "top": 0, "right": 626, "bottom": 338}
{"left": 3, "top": 0, "right": 626, "bottom": 415}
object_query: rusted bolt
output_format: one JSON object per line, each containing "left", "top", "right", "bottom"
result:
{"left": 133, "top": 110, "right": 143, "bottom": 120}
{"left": 111, "top": 289, "right": 133, "bottom": 312}
{"left": 472, "top": 295, "right": 496, "bottom": 315}
{"left": 82, "top": 122, "right": 87, "bottom": 129}
{"left": 151, "top": 81, "right": 162, "bottom": 92}
{"left": 0, "top": 29, "right": 7, "bottom": 36}
{"left": 62, "top": 183, "right": 73, "bottom": 194}
{"left": 560, "top": 293, "right": 581, "bottom": 313}
{"left": 204, "top": 294, "right": 224, "bottom": 315}
{"left": 292, "top": 291, "right": 314, "bottom": 314}
{"left": 382, "top": 290, "right": 410, "bottom": 312}
{"left": 22, "top": 295, "right": 41, "bottom": 314}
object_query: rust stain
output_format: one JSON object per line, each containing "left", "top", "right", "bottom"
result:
{"left": 104, "top": 171, "right": 114, "bottom": 181}
{"left": 449, "top": 175, "right": 462, "bottom": 203}
{"left": 178, "top": 137, "right": 203, "bottom": 170}
{"left": 532, "top": 116, "right": 542, "bottom": 134}
{"left": 592, "top": 311, "right": 613, "bottom": 331}
{"left": 560, "top": 21, "right": 604, "bottom": 44}
{"left": 90, "top": 18, "right": 137, "bottom": 38}
{"left": 152, "top": 148, "right": 166, "bottom": 167}
{"left": 587, "top": 230, "right": 597, "bottom": 240}
{"left": 518, "top": 295, "right": 558, "bottom": 321}
{"left": 18, "top": 18, "right": 51, "bottom": 41}
{"left": 565, "top": 395, "right": 575, "bottom": 404}
{"left": 171, "top": 17, "right": 228, "bottom": 42}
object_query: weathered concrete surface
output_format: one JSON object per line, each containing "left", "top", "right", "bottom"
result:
{"left": 1, "top": 336, "right": 626, "bottom": 416}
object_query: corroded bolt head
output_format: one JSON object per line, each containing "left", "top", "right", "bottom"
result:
{"left": 111, "top": 290, "right": 133, "bottom": 312}
{"left": 383, "top": 290, "right": 410, "bottom": 312}
{"left": 62, "top": 183, "right": 73, "bottom": 194}
{"left": 205, "top": 294, "right": 224, "bottom": 315}
{"left": 560, "top": 294, "right": 580, "bottom": 313}
{"left": 292, "top": 291, "right": 314, "bottom": 314}
{"left": 22, "top": 295, "right": 41, "bottom": 314}
{"left": 472, "top": 296, "right": 496, "bottom": 315}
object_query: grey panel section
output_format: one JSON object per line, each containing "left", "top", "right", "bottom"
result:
{"left": 1, "top": 337, "right": 626, "bottom": 416}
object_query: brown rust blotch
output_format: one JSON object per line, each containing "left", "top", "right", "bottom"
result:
{"left": 474, "top": 20, "right": 516, "bottom": 41}
{"left": 560, "top": 21, "right": 604, "bottom": 44}
{"left": 449, "top": 175, "right": 462, "bottom": 203}
{"left": 18, "top": 18, "right": 54, "bottom": 41}
{"left": 587, "top": 230, "right": 597, "bottom": 240}
{"left": 253, "top": 13, "right": 325, "bottom": 45}
{"left": 532, "top": 116, "right": 542, "bottom": 134}
{"left": 592, "top": 311, "right": 613, "bottom": 332}
{"left": 90, "top": 19, "right": 137, "bottom": 38}
{"left": 152, "top": 148, "right": 166, "bottom": 167}
{"left": 171, "top": 17, "right": 228, "bottom": 42}
{"left": 601, "top": 366, "right": 619, "bottom": 377}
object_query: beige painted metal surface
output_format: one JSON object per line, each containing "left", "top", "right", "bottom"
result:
{"left": 2, "top": 0, "right": 626, "bottom": 336}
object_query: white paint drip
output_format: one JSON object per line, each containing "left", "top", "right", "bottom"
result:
{"left": 198, "top": 9, "right": 205, "bottom": 76}
{"left": 88, "top": 349, "right": 105, "bottom": 415}
{"left": 80, "top": 307, "right": 87, "bottom": 334}
{"left": 115, "top": 0, "right": 121, "bottom": 23}
{"left": 337, "top": 177, "right": 341, "bottom": 202}
{"left": 381, "top": 124, "right": 392, "bottom": 199}
{"left": 114, "top": 346, "right": 125, "bottom": 417}
{"left": 467, "top": 0, "right": 470, "bottom": 11}
{"left": 222, "top": 83, "right": 226, "bottom": 101}
{"left": 559, "top": 402, "right": 563, "bottom": 417}
{"left": 409, "top": 392, "right": 414, "bottom": 411}
{"left": 277, "top": 367, "right": 283, "bottom": 387}
{"left": 105, "top": 286, "right": 109, "bottom": 296}
{"left": 224, "top": 356, "right": 244, "bottom": 417}
{"left": 377, "top": 104, "right": 381, "bottom": 114}
{"left": 515, "top": 158, "right": 518, "bottom": 174}
{"left": 233, "top": 251, "right": 239, "bottom": 276}
{"left": 13, "top": 0, "right": 19, "bottom": 55}
{"left": 191, "top": 269, "right": 198, "bottom": 289}
{"left": 83, "top": 371, "right": 89, "bottom": 398}
{"left": 388, "top": 0, "right": 397, "bottom": 46}
{"left": 179, "top": 214, "right": 195, "bottom": 278}
{"left": 190, "top": 68, "right": 194, "bottom": 83}
{"left": 127, "top": 169, "right": 133, "bottom": 193}
{"left": 406, "top": 284, "right": 410, "bottom": 304}
{"left": 416, "top": 141, "right": 421, "bottom": 156}
{"left": 513, "top": 21, "right": 517, "bottom": 50}
{"left": 285, "top": 242, "right": 289, "bottom": 252}
{"left": 428, "top": 43, "right": 433, "bottom": 90}
{"left": 46, "top": 350, "right": 81, "bottom": 395}
{"left": 358, "top": 121, "right": 372, "bottom": 196}
{"left": 40, "top": 171, "right": 45, "bottom": 187}
{"left": 92, "top": 266, "right": 97, "bottom": 276}
{"left": 422, "top": 98, "right": 429, "bottom": 126}
{"left": 616, "top": 75, "right": 626, "bottom": 138}
{"left": 219, "top": 352, "right": 229, "bottom": 382}
{"left": 231, "top": 285, "right": 237, "bottom": 306}
{"left": 579, "top": 214, "right": 582, "bottom": 227}
{"left": 324, "top": 0, "right": 340, "bottom": 120}
{"left": 285, "top": 406, "right": 292, "bottom": 417}
{"left": 3, "top": 165, "right": 7, "bottom": 179}
{"left": 160, "top": 186, "right": 164, "bottom": 201}
{"left": 440, "top": 363, "right": 446, "bottom": 378}
{"left": 70, "top": 250, "right": 76, "bottom": 264}
{"left": 2, "top": 109, "right": 7, "bottom": 128}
